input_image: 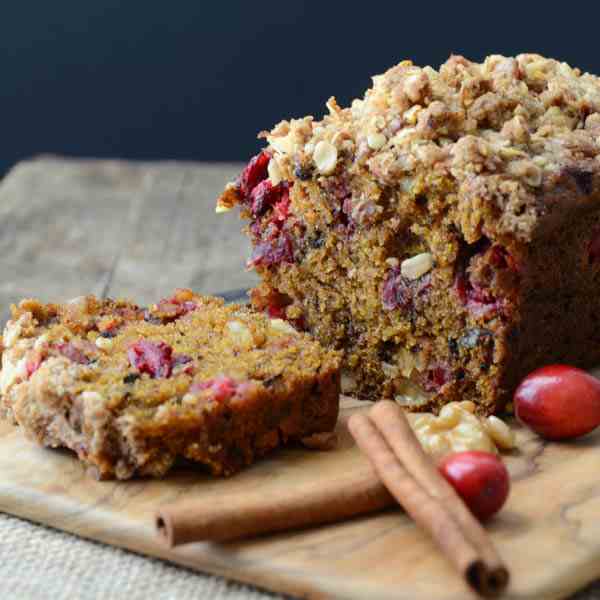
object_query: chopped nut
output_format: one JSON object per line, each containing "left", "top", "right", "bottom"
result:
{"left": 269, "top": 318, "right": 297, "bottom": 335}
{"left": 400, "top": 252, "right": 433, "bottom": 280}
{"left": 0, "top": 354, "right": 29, "bottom": 395}
{"left": 268, "top": 159, "right": 283, "bottom": 186}
{"left": 404, "top": 72, "right": 429, "bottom": 103}
{"left": 268, "top": 133, "right": 295, "bottom": 155}
{"left": 394, "top": 347, "right": 424, "bottom": 377}
{"left": 498, "top": 147, "right": 528, "bottom": 159}
{"left": 3, "top": 319, "right": 23, "bottom": 348}
{"left": 403, "top": 105, "right": 422, "bottom": 125}
{"left": 215, "top": 203, "right": 233, "bottom": 214}
{"left": 406, "top": 401, "right": 512, "bottom": 459}
{"left": 216, "top": 182, "right": 239, "bottom": 213}
{"left": 381, "top": 362, "right": 399, "bottom": 378}
{"left": 225, "top": 320, "right": 254, "bottom": 347}
{"left": 313, "top": 140, "right": 338, "bottom": 174}
{"left": 451, "top": 422, "right": 497, "bottom": 453}
{"left": 182, "top": 393, "right": 196, "bottom": 405}
{"left": 385, "top": 257, "right": 400, "bottom": 268}
{"left": 508, "top": 159, "right": 542, "bottom": 187}
{"left": 456, "top": 401, "right": 474, "bottom": 413}
{"left": 423, "top": 433, "right": 452, "bottom": 456}
{"left": 95, "top": 336, "right": 113, "bottom": 351}
{"left": 433, "top": 404, "right": 461, "bottom": 429}
{"left": 394, "top": 379, "right": 430, "bottom": 407}
{"left": 341, "top": 370, "right": 358, "bottom": 393}
{"left": 68, "top": 296, "right": 87, "bottom": 307}
{"left": 80, "top": 390, "right": 106, "bottom": 421}
{"left": 326, "top": 96, "right": 341, "bottom": 115}
{"left": 33, "top": 333, "right": 49, "bottom": 351}
{"left": 367, "top": 132, "right": 387, "bottom": 150}
{"left": 485, "top": 415, "right": 516, "bottom": 449}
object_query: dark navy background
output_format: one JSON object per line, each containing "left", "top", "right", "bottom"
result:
{"left": 2, "top": 2, "right": 599, "bottom": 175}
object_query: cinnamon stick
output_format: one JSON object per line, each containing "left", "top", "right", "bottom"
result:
{"left": 348, "top": 401, "right": 509, "bottom": 598}
{"left": 156, "top": 471, "right": 393, "bottom": 547}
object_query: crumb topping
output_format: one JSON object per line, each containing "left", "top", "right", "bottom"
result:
{"left": 221, "top": 54, "right": 600, "bottom": 242}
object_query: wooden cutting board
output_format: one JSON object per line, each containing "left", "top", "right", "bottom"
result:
{"left": 2, "top": 396, "right": 600, "bottom": 600}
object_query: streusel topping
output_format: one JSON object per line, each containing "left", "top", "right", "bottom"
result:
{"left": 245, "top": 54, "right": 600, "bottom": 241}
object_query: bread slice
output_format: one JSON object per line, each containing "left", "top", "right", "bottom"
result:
{"left": 0, "top": 289, "right": 340, "bottom": 479}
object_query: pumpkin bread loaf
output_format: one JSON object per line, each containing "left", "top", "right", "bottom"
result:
{"left": 217, "top": 53, "right": 600, "bottom": 415}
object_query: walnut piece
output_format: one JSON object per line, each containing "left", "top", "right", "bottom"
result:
{"left": 406, "top": 401, "right": 515, "bottom": 459}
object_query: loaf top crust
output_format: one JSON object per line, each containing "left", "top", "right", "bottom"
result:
{"left": 221, "top": 54, "right": 600, "bottom": 242}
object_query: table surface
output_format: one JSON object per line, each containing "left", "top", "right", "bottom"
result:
{"left": 0, "top": 156, "right": 598, "bottom": 600}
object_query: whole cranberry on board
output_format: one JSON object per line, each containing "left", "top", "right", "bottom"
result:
{"left": 514, "top": 365, "right": 600, "bottom": 440}
{"left": 439, "top": 451, "right": 510, "bottom": 521}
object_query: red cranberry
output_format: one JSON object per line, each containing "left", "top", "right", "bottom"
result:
{"left": 382, "top": 268, "right": 431, "bottom": 311}
{"left": 514, "top": 365, "right": 600, "bottom": 440}
{"left": 57, "top": 342, "right": 91, "bottom": 365}
{"left": 249, "top": 233, "right": 294, "bottom": 267}
{"left": 264, "top": 301, "right": 304, "bottom": 329}
{"left": 249, "top": 220, "right": 263, "bottom": 240}
{"left": 272, "top": 187, "right": 291, "bottom": 223}
{"left": 423, "top": 364, "right": 451, "bottom": 392}
{"left": 454, "top": 272, "right": 501, "bottom": 318}
{"left": 454, "top": 240, "right": 517, "bottom": 318}
{"left": 155, "top": 299, "right": 197, "bottom": 321}
{"left": 190, "top": 375, "right": 238, "bottom": 402}
{"left": 239, "top": 151, "right": 270, "bottom": 198}
{"left": 249, "top": 180, "right": 275, "bottom": 216}
{"left": 267, "top": 304, "right": 287, "bottom": 319}
{"left": 439, "top": 451, "right": 510, "bottom": 521}
{"left": 249, "top": 180, "right": 290, "bottom": 218}
{"left": 290, "top": 315, "right": 306, "bottom": 331}
{"left": 128, "top": 340, "right": 174, "bottom": 378}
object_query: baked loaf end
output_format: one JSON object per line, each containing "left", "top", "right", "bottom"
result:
{"left": 0, "top": 290, "right": 340, "bottom": 479}
{"left": 217, "top": 53, "right": 600, "bottom": 415}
